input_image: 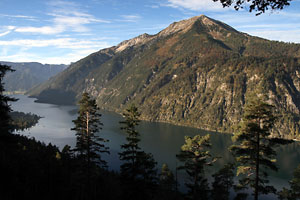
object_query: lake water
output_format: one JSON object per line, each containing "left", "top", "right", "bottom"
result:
{"left": 11, "top": 95, "right": 300, "bottom": 198}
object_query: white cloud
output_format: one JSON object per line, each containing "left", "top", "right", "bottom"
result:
{"left": 120, "top": 15, "right": 141, "bottom": 22}
{"left": 0, "top": 38, "right": 111, "bottom": 64}
{"left": 14, "top": 0, "right": 109, "bottom": 35}
{"left": 0, "top": 31, "right": 11, "bottom": 37}
{"left": 0, "top": 14, "right": 37, "bottom": 21}
{"left": 0, "top": 38, "right": 110, "bottom": 49}
{"left": 0, "top": 26, "right": 16, "bottom": 37}
{"left": 15, "top": 26, "right": 64, "bottom": 35}
{"left": 0, "top": 47, "right": 107, "bottom": 64}
{"left": 165, "top": 0, "right": 226, "bottom": 11}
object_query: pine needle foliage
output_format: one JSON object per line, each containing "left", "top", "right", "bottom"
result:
{"left": 72, "top": 92, "right": 109, "bottom": 168}
{"left": 230, "top": 97, "right": 292, "bottom": 200}
{"left": 177, "top": 134, "right": 217, "bottom": 200}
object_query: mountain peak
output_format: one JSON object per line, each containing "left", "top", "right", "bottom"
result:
{"left": 157, "top": 15, "right": 221, "bottom": 37}
{"left": 116, "top": 33, "right": 154, "bottom": 52}
{"left": 115, "top": 15, "right": 236, "bottom": 53}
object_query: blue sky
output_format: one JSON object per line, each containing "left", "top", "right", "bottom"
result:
{"left": 1, "top": 0, "right": 300, "bottom": 64}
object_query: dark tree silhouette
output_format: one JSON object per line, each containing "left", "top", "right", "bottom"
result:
{"left": 72, "top": 92, "right": 109, "bottom": 193}
{"left": 119, "top": 104, "right": 157, "bottom": 200}
{"left": 211, "top": 163, "right": 235, "bottom": 200}
{"left": 0, "top": 64, "right": 16, "bottom": 135}
{"left": 213, "top": 0, "right": 292, "bottom": 15}
{"left": 159, "top": 163, "right": 176, "bottom": 191}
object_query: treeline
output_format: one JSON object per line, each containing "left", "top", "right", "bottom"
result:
{"left": 10, "top": 111, "right": 41, "bottom": 131}
{"left": 1, "top": 63, "right": 300, "bottom": 200}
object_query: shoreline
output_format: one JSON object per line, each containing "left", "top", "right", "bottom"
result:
{"left": 16, "top": 94, "right": 300, "bottom": 142}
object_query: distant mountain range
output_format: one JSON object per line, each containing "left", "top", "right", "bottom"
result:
{"left": 28, "top": 15, "right": 300, "bottom": 139}
{"left": 1, "top": 61, "right": 67, "bottom": 93}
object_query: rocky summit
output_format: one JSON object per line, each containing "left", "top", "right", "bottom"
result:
{"left": 28, "top": 15, "right": 300, "bottom": 139}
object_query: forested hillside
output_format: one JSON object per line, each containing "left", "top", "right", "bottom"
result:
{"left": 28, "top": 15, "right": 300, "bottom": 139}
{"left": 0, "top": 61, "right": 67, "bottom": 93}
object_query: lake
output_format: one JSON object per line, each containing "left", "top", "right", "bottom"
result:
{"left": 11, "top": 94, "right": 300, "bottom": 198}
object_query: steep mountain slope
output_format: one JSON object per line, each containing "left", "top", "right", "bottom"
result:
{"left": 28, "top": 15, "right": 300, "bottom": 139}
{"left": 1, "top": 61, "right": 67, "bottom": 93}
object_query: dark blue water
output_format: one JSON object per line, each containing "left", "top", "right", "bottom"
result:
{"left": 11, "top": 95, "right": 300, "bottom": 199}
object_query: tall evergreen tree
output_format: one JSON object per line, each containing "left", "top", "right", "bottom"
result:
{"left": 71, "top": 92, "right": 109, "bottom": 188}
{"left": 0, "top": 64, "right": 16, "bottom": 135}
{"left": 119, "top": 104, "right": 157, "bottom": 199}
{"left": 211, "top": 163, "right": 235, "bottom": 200}
{"left": 177, "top": 134, "right": 216, "bottom": 200}
{"left": 230, "top": 98, "right": 292, "bottom": 200}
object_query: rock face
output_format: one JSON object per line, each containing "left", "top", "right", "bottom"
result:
{"left": 28, "top": 15, "right": 300, "bottom": 139}
{"left": 1, "top": 61, "right": 67, "bottom": 93}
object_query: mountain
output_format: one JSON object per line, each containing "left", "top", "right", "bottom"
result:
{"left": 28, "top": 15, "right": 300, "bottom": 139}
{"left": 1, "top": 61, "right": 68, "bottom": 93}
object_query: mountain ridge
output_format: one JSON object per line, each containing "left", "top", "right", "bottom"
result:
{"left": 1, "top": 61, "right": 67, "bottom": 93}
{"left": 28, "top": 15, "right": 300, "bottom": 139}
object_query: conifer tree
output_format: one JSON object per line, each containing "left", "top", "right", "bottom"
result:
{"left": 0, "top": 64, "right": 16, "bottom": 135}
{"left": 119, "top": 104, "right": 157, "bottom": 199}
{"left": 230, "top": 98, "right": 292, "bottom": 200}
{"left": 177, "top": 134, "right": 216, "bottom": 200}
{"left": 211, "top": 163, "right": 235, "bottom": 200}
{"left": 71, "top": 92, "right": 109, "bottom": 187}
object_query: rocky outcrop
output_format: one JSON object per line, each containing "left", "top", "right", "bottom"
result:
{"left": 28, "top": 15, "right": 300, "bottom": 139}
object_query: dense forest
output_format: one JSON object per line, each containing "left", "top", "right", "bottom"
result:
{"left": 1, "top": 61, "right": 300, "bottom": 200}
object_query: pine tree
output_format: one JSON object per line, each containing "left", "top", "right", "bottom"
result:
{"left": 71, "top": 92, "right": 109, "bottom": 188}
{"left": 0, "top": 64, "right": 16, "bottom": 135}
{"left": 119, "top": 104, "right": 157, "bottom": 199}
{"left": 211, "top": 163, "right": 235, "bottom": 200}
{"left": 177, "top": 134, "right": 217, "bottom": 200}
{"left": 230, "top": 98, "right": 292, "bottom": 200}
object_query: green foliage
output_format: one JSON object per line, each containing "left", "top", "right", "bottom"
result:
{"left": 177, "top": 134, "right": 217, "bottom": 200}
{"left": 72, "top": 92, "right": 109, "bottom": 168}
{"left": 230, "top": 97, "right": 292, "bottom": 200}
{"left": 71, "top": 92, "right": 109, "bottom": 197}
